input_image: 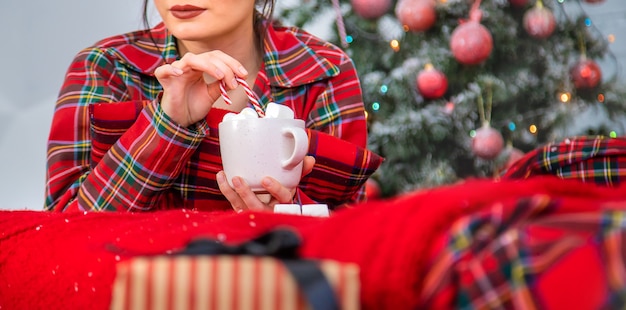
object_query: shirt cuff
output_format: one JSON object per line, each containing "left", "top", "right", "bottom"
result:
{"left": 152, "top": 96, "right": 210, "bottom": 138}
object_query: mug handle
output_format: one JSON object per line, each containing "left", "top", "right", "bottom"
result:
{"left": 281, "top": 127, "right": 309, "bottom": 170}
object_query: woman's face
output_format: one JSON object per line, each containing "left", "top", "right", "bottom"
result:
{"left": 154, "top": 0, "right": 256, "bottom": 42}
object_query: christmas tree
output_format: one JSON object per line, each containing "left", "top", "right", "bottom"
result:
{"left": 277, "top": 0, "right": 626, "bottom": 198}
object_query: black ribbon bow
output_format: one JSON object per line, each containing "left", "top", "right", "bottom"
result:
{"left": 172, "top": 228, "right": 340, "bottom": 310}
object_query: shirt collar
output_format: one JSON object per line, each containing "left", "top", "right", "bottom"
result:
{"left": 110, "top": 22, "right": 178, "bottom": 75}
{"left": 262, "top": 21, "right": 340, "bottom": 87}
{"left": 112, "top": 21, "right": 339, "bottom": 86}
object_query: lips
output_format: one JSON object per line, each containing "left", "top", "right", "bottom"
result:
{"left": 170, "top": 4, "right": 205, "bottom": 19}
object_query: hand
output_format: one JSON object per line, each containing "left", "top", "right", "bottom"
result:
{"left": 153, "top": 51, "right": 248, "bottom": 127}
{"left": 217, "top": 156, "right": 316, "bottom": 213}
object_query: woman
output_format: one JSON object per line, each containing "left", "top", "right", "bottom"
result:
{"left": 45, "top": 0, "right": 382, "bottom": 213}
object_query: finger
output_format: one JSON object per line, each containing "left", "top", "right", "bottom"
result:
{"left": 261, "top": 177, "right": 295, "bottom": 204}
{"left": 216, "top": 171, "right": 246, "bottom": 213}
{"left": 256, "top": 193, "right": 272, "bottom": 204}
{"left": 204, "top": 60, "right": 235, "bottom": 89}
{"left": 206, "top": 50, "right": 250, "bottom": 78}
{"left": 205, "top": 82, "right": 223, "bottom": 104}
{"left": 231, "top": 177, "right": 269, "bottom": 211}
{"left": 154, "top": 63, "right": 184, "bottom": 80}
{"left": 177, "top": 54, "right": 228, "bottom": 84}
{"left": 301, "top": 156, "right": 316, "bottom": 177}
{"left": 266, "top": 196, "right": 282, "bottom": 211}
{"left": 202, "top": 72, "right": 218, "bottom": 85}
{"left": 179, "top": 52, "right": 243, "bottom": 89}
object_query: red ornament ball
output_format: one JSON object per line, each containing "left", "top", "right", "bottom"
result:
{"left": 416, "top": 64, "right": 448, "bottom": 99}
{"left": 365, "top": 178, "right": 382, "bottom": 200}
{"left": 395, "top": 0, "right": 437, "bottom": 32}
{"left": 471, "top": 124, "right": 504, "bottom": 160}
{"left": 570, "top": 58, "right": 602, "bottom": 89}
{"left": 450, "top": 21, "right": 493, "bottom": 65}
{"left": 509, "top": 0, "right": 530, "bottom": 7}
{"left": 351, "top": 0, "right": 392, "bottom": 19}
{"left": 523, "top": 5, "right": 556, "bottom": 39}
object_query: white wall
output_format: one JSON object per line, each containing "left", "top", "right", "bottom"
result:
{"left": 0, "top": 0, "right": 624, "bottom": 210}
{"left": 0, "top": 1, "right": 157, "bottom": 210}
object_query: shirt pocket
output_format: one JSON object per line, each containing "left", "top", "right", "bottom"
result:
{"left": 89, "top": 101, "right": 148, "bottom": 169}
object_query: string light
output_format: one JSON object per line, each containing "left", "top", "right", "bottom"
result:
{"left": 529, "top": 124, "right": 538, "bottom": 134}
{"left": 584, "top": 18, "right": 592, "bottom": 27}
{"left": 346, "top": 35, "right": 354, "bottom": 44}
{"left": 597, "top": 93, "right": 605, "bottom": 102}
{"left": 559, "top": 92, "right": 571, "bottom": 103}
{"left": 372, "top": 102, "right": 380, "bottom": 111}
{"left": 390, "top": 40, "right": 400, "bottom": 52}
{"left": 469, "top": 130, "right": 477, "bottom": 138}
{"left": 380, "top": 85, "right": 389, "bottom": 94}
{"left": 610, "top": 131, "right": 617, "bottom": 138}
{"left": 608, "top": 34, "right": 615, "bottom": 43}
{"left": 508, "top": 122, "right": 516, "bottom": 131}
{"left": 444, "top": 102, "right": 455, "bottom": 114}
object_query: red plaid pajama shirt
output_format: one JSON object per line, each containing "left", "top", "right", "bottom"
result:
{"left": 45, "top": 20, "right": 382, "bottom": 212}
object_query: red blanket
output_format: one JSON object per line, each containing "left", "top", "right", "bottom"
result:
{"left": 2, "top": 176, "right": 626, "bottom": 309}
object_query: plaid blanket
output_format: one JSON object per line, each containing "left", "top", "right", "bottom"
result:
{"left": 502, "top": 135, "right": 626, "bottom": 186}
{"left": 2, "top": 176, "right": 626, "bottom": 309}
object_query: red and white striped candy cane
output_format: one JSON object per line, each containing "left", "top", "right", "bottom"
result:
{"left": 219, "top": 77, "right": 265, "bottom": 117}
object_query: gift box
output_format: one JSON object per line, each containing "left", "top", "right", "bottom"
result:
{"left": 110, "top": 255, "right": 360, "bottom": 310}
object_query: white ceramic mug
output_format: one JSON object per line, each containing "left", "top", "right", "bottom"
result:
{"left": 219, "top": 118, "right": 309, "bottom": 192}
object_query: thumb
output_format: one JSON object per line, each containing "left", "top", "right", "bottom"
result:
{"left": 301, "top": 156, "right": 315, "bottom": 177}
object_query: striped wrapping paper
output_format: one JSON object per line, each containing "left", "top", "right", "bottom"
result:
{"left": 110, "top": 256, "right": 360, "bottom": 310}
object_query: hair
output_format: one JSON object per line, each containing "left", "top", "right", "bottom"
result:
{"left": 142, "top": 0, "right": 276, "bottom": 51}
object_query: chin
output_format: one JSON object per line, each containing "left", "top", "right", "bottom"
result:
{"left": 167, "top": 22, "right": 213, "bottom": 40}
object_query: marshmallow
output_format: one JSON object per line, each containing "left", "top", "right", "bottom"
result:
{"left": 222, "top": 112, "right": 238, "bottom": 122}
{"left": 265, "top": 102, "right": 295, "bottom": 119}
{"left": 274, "top": 204, "right": 302, "bottom": 215}
{"left": 301, "top": 204, "right": 330, "bottom": 217}
{"left": 239, "top": 107, "right": 259, "bottom": 119}
{"left": 221, "top": 103, "right": 296, "bottom": 123}
{"left": 222, "top": 107, "right": 259, "bottom": 122}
